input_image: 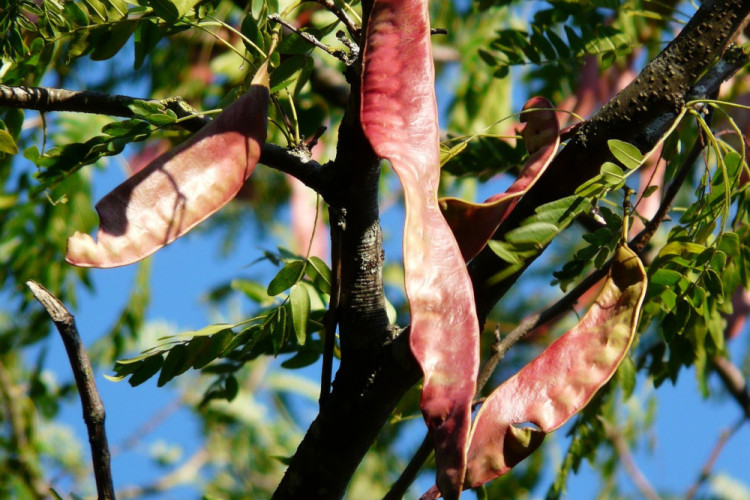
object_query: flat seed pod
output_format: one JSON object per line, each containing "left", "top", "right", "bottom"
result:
{"left": 360, "top": 1, "right": 479, "bottom": 498}
{"left": 440, "top": 97, "right": 560, "bottom": 262}
{"left": 66, "top": 69, "right": 270, "bottom": 268}
{"left": 463, "top": 243, "right": 647, "bottom": 488}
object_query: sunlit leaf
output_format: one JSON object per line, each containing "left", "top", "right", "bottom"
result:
{"left": 0, "top": 129, "right": 18, "bottom": 154}
{"left": 267, "top": 260, "right": 305, "bottom": 296}
{"left": 608, "top": 139, "right": 642, "bottom": 170}
{"left": 290, "top": 283, "right": 310, "bottom": 345}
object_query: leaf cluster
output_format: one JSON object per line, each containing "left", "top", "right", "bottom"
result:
{"left": 107, "top": 253, "right": 332, "bottom": 405}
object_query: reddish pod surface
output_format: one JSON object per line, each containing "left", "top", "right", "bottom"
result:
{"left": 440, "top": 97, "right": 560, "bottom": 261}
{"left": 360, "top": 1, "right": 479, "bottom": 498}
{"left": 463, "top": 243, "right": 647, "bottom": 488}
{"left": 66, "top": 70, "right": 270, "bottom": 268}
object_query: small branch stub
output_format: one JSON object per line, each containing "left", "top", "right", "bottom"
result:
{"left": 26, "top": 280, "right": 116, "bottom": 500}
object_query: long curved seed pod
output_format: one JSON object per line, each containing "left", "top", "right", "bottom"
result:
{"left": 66, "top": 68, "right": 270, "bottom": 268}
{"left": 360, "top": 1, "right": 479, "bottom": 498}
{"left": 439, "top": 97, "right": 560, "bottom": 261}
{"left": 462, "top": 242, "right": 647, "bottom": 489}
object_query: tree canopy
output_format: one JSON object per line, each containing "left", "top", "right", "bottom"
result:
{"left": 1, "top": 0, "right": 750, "bottom": 499}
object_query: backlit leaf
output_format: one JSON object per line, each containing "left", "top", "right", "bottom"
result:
{"left": 267, "top": 260, "right": 305, "bottom": 296}
{"left": 608, "top": 139, "right": 642, "bottom": 170}
{"left": 290, "top": 283, "right": 310, "bottom": 345}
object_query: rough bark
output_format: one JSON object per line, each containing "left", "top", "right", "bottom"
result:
{"left": 274, "top": 1, "right": 750, "bottom": 498}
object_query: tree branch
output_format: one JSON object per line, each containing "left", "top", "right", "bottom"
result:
{"left": 685, "top": 417, "right": 746, "bottom": 500}
{"left": 604, "top": 422, "right": 661, "bottom": 500}
{"left": 26, "top": 280, "right": 116, "bottom": 500}
{"left": 0, "top": 84, "right": 335, "bottom": 200}
{"left": 469, "top": 0, "right": 750, "bottom": 322}
{"left": 310, "top": 0, "right": 361, "bottom": 39}
{"left": 712, "top": 356, "right": 750, "bottom": 417}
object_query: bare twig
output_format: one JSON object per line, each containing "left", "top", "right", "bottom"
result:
{"left": 269, "top": 14, "right": 354, "bottom": 64}
{"left": 604, "top": 422, "right": 661, "bottom": 500}
{"left": 383, "top": 436, "right": 433, "bottom": 500}
{"left": 110, "top": 397, "right": 183, "bottom": 456}
{"left": 320, "top": 207, "right": 345, "bottom": 406}
{"left": 685, "top": 417, "right": 746, "bottom": 500}
{"left": 26, "top": 280, "right": 116, "bottom": 500}
{"left": 711, "top": 356, "right": 750, "bottom": 417}
{"left": 311, "top": 0, "right": 360, "bottom": 38}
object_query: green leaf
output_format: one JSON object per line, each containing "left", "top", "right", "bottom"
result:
{"left": 281, "top": 347, "right": 319, "bottom": 369}
{"left": 241, "top": 13, "right": 264, "bottom": 55}
{"left": 193, "top": 329, "right": 233, "bottom": 368}
{"left": 267, "top": 260, "right": 305, "bottom": 296}
{"left": 504, "top": 222, "right": 559, "bottom": 246}
{"left": 128, "top": 355, "right": 164, "bottom": 386}
{"left": 231, "top": 278, "right": 273, "bottom": 304}
{"left": 224, "top": 374, "right": 239, "bottom": 401}
{"left": 616, "top": 356, "right": 636, "bottom": 399}
{"left": 177, "top": 323, "right": 234, "bottom": 339}
{"left": 290, "top": 283, "right": 310, "bottom": 345}
{"left": 134, "top": 19, "right": 164, "bottom": 70}
{"left": 0, "top": 129, "right": 18, "bottom": 154}
{"left": 149, "top": 0, "right": 180, "bottom": 21}
{"left": 600, "top": 162, "right": 624, "bottom": 184}
{"left": 650, "top": 268, "right": 682, "bottom": 287}
{"left": 608, "top": 139, "right": 642, "bottom": 170}
{"left": 545, "top": 29, "right": 570, "bottom": 58}
{"left": 642, "top": 185, "right": 659, "bottom": 198}
{"left": 271, "top": 307, "right": 288, "bottom": 353}
{"left": 270, "top": 54, "right": 310, "bottom": 93}
{"left": 487, "top": 240, "right": 521, "bottom": 264}
{"left": 306, "top": 256, "right": 331, "bottom": 294}
{"left": 90, "top": 20, "right": 138, "bottom": 61}
{"left": 157, "top": 343, "right": 188, "bottom": 386}
{"left": 128, "top": 99, "right": 165, "bottom": 116}
{"left": 102, "top": 118, "right": 150, "bottom": 137}
{"left": 702, "top": 269, "right": 724, "bottom": 304}
{"left": 64, "top": 2, "right": 90, "bottom": 27}
{"left": 657, "top": 241, "right": 706, "bottom": 258}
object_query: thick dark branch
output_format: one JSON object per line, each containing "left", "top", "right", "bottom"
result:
{"left": 0, "top": 84, "right": 209, "bottom": 132}
{"left": 469, "top": 0, "right": 750, "bottom": 322}
{"left": 0, "top": 84, "right": 334, "bottom": 199}
{"left": 272, "top": 0, "right": 407, "bottom": 496}
{"left": 275, "top": 3, "right": 750, "bottom": 498}
{"left": 26, "top": 281, "right": 116, "bottom": 500}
